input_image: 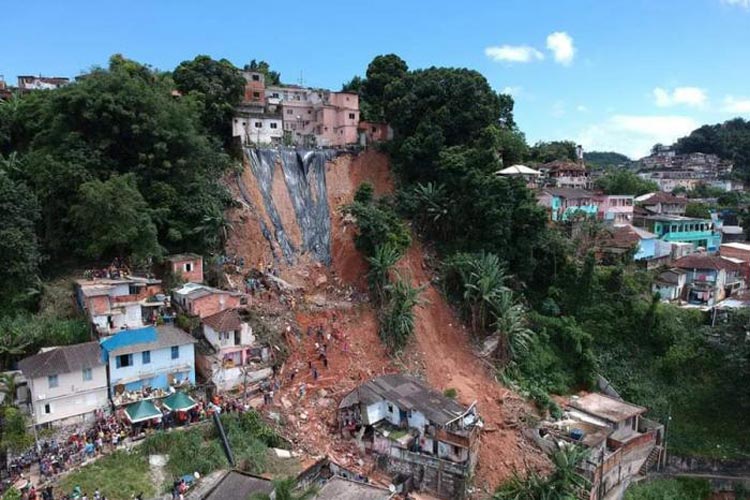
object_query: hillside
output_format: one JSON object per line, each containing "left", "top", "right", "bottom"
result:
{"left": 223, "top": 147, "right": 550, "bottom": 494}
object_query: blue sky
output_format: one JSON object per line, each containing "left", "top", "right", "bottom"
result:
{"left": 3, "top": 0, "right": 750, "bottom": 158}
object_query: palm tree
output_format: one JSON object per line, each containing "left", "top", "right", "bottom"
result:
{"left": 366, "top": 243, "right": 401, "bottom": 306}
{"left": 0, "top": 317, "right": 36, "bottom": 371}
{"left": 490, "top": 290, "right": 534, "bottom": 368}
{"left": 0, "top": 372, "right": 20, "bottom": 407}
{"left": 412, "top": 182, "right": 450, "bottom": 237}
{"left": 379, "top": 277, "right": 423, "bottom": 353}
{"left": 249, "top": 477, "right": 317, "bottom": 500}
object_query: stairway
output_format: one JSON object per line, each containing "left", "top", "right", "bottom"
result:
{"left": 639, "top": 445, "right": 662, "bottom": 474}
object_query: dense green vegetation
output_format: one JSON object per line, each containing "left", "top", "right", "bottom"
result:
{"left": 347, "top": 53, "right": 750, "bottom": 465}
{"left": 624, "top": 478, "right": 711, "bottom": 500}
{"left": 594, "top": 169, "right": 659, "bottom": 196}
{"left": 585, "top": 150, "right": 632, "bottom": 169}
{"left": 0, "top": 54, "right": 241, "bottom": 319}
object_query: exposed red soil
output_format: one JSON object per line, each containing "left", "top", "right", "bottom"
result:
{"left": 326, "top": 151, "right": 394, "bottom": 287}
{"left": 225, "top": 149, "right": 548, "bottom": 495}
{"left": 397, "top": 241, "right": 551, "bottom": 492}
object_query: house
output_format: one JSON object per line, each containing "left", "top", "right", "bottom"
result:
{"left": 597, "top": 225, "right": 671, "bottom": 268}
{"left": 241, "top": 71, "right": 266, "bottom": 106}
{"left": 496, "top": 164, "right": 542, "bottom": 188}
{"left": 100, "top": 325, "right": 196, "bottom": 406}
{"left": 338, "top": 374, "right": 481, "bottom": 500}
{"left": 634, "top": 214, "right": 722, "bottom": 252}
{"left": 653, "top": 269, "right": 688, "bottom": 302}
{"left": 195, "top": 308, "right": 272, "bottom": 392}
{"left": 75, "top": 277, "right": 165, "bottom": 336}
{"left": 18, "top": 342, "right": 108, "bottom": 427}
{"left": 537, "top": 393, "right": 663, "bottom": 500}
{"left": 173, "top": 283, "right": 243, "bottom": 319}
{"left": 357, "top": 121, "right": 392, "bottom": 146}
{"left": 200, "top": 470, "right": 273, "bottom": 500}
{"left": 165, "top": 253, "right": 204, "bottom": 284}
{"left": 314, "top": 477, "right": 394, "bottom": 500}
{"left": 672, "top": 253, "right": 744, "bottom": 306}
{"left": 537, "top": 188, "right": 598, "bottom": 222}
{"left": 720, "top": 242, "right": 750, "bottom": 283}
{"left": 267, "top": 86, "right": 360, "bottom": 147}
{"left": 543, "top": 160, "right": 591, "bottom": 190}
{"left": 721, "top": 225, "right": 745, "bottom": 243}
{"left": 635, "top": 192, "right": 687, "bottom": 216}
{"left": 232, "top": 105, "right": 283, "bottom": 145}
{"left": 593, "top": 195, "right": 634, "bottom": 224}
{"left": 17, "top": 75, "right": 69, "bottom": 90}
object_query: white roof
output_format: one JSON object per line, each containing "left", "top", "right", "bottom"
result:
{"left": 721, "top": 242, "right": 750, "bottom": 252}
{"left": 496, "top": 164, "right": 541, "bottom": 176}
{"left": 635, "top": 192, "right": 658, "bottom": 202}
{"left": 722, "top": 226, "right": 744, "bottom": 235}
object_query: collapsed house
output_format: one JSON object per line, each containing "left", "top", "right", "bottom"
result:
{"left": 194, "top": 308, "right": 272, "bottom": 393}
{"left": 535, "top": 393, "right": 664, "bottom": 500}
{"left": 338, "top": 374, "right": 481, "bottom": 500}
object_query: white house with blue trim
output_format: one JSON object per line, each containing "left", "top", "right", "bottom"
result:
{"left": 100, "top": 325, "right": 196, "bottom": 405}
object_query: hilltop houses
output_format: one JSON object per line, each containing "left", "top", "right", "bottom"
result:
{"left": 338, "top": 374, "right": 481, "bottom": 499}
{"left": 637, "top": 148, "right": 739, "bottom": 192}
{"left": 165, "top": 253, "right": 204, "bottom": 284}
{"left": 537, "top": 188, "right": 598, "bottom": 222}
{"left": 233, "top": 70, "right": 360, "bottom": 147}
{"left": 173, "top": 283, "right": 243, "bottom": 319}
{"left": 75, "top": 277, "right": 165, "bottom": 336}
{"left": 100, "top": 325, "right": 196, "bottom": 406}
{"left": 18, "top": 342, "right": 108, "bottom": 427}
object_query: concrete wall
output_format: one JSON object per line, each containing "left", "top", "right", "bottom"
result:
{"left": 204, "top": 323, "right": 254, "bottom": 352}
{"left": 378, "top": 449, "right": 469, "bottom": 500}
{"left": 29, "top": 365, "right": 108, "bottom": 425}
{"left": 108, "top": 343, "right": 195, "bottom": 394}
{"left": 188, "top": 293, "right": 241, "bottom": 318}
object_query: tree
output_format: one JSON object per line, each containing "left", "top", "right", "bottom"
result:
{"left": 528, "top": 141, "right": 578, "bottom": 163}
{"left": 173, "top": 55, "right": 245, "bottom": 142}
{"left": 0, "top": 168, "right": 41, "bottom": 314}
{"left": 684, "top": 202, "right": 712, "bottom": 219}
{"left": 243, "top": 60, "right": 281, "bottom": 86}
{"left": 367, "top": 244, "right": 401, "bottom": 306}
{"left": 379, "top": 278, "right": 422, "bottom": 353}
{"left": 361, "top": 54, "right": 408, "bottom": 122}
{"left": 249, "top": 477, "right": 316, "bottom": 500}
{"left": 584, "top": 151, "right": 631, "bottom": 169}
{"left": 0, "top": 406, "right": 33, "bottom": 454}
{"left": 594, "top": 169, "right": 658, "bottom": 196}
{"left": 69, "top": 173, "right": 161, "bottom": 262}
{"left": 0, "top": 372, "right": 19, "bottom": 406}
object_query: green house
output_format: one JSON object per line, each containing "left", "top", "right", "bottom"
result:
{"left": 639, "top": 215, "right": 722, "bottom": 252}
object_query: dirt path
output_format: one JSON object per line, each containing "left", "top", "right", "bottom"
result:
{"left": 397, "top": 241, "right": 550, "bottom": 493}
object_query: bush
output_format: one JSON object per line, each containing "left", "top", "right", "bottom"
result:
{"left": 624, "top": 477, "right": 711, "bottom": 500}
{"left": 443, "top": 388, "right": 458, "bottom": 399}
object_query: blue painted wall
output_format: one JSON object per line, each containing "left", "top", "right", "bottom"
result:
{"left": 107, "top": 343, "right": 195, "bottom": 396}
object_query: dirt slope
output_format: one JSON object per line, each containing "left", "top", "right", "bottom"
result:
{"left": 225, "top": 149, "right": 548, "bottom": 495}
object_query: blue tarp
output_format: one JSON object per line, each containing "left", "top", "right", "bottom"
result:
{"left": 100, "top": 326, "right": 157, "bottom": 362}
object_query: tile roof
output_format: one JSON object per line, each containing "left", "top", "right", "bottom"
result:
{"left": 202, "top": 309, "right": 243, "bottom": 333}
{"left": 18, "top": 341, "right": 104, "bottom": 379}
{"left": 541, "top": 187, "right": 594, "bottom": 199}
{"left": 639, "top": 192, "right": 688, "bottom": 205}
{"left": 339, "top": 374, "right": 469, "bottom": 426}
{"left": 655, "top": 268, "right": 687, "bottom": 285}
{"left": 674, "top": 254, "right": 742, "bottom": 271}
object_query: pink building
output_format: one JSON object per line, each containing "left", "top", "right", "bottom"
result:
{"left": 593, "top": 195, "right": 634, "bottom": 224}
{"left": 268, "top": 86, "right": 359, "bottom": 147}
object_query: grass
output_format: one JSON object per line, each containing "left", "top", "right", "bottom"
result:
{"left": 55, "top": 412, "right": 287, "bottom": 500}
{"left": 58, "top": 450, "right": 155, "bottom": 500}
{"left": 624, "top": 477, "right": 711, "bottom": 500}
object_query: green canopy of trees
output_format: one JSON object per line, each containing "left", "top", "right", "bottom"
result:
{"left": 594, "top": 169, "right": 658, "bottom": 196}
{"left": 674, "top": 117, "right": 750, "bottom": 180}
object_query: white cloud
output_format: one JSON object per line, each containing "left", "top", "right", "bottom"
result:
{"left": 722, "top": 95, "right": 750, "bottom": 114}
{"left": 653, "top": 86, "right": 707, "bottom": 108}
{"left": 485, "top": 45, "right": 544, "bottom": 63}
{"left": 576, "top": 105, "right": 589, "bottom": 113}
{"left": 577, "top": 115, "right": 699, "bottom": 159}
{"left": 501, "top": 86, "right": 523, "bottom": 97}
{"left": 723, "top": 0, "right": 750, "bottom": 9}
{"left": 546, "top": 32, "right": 575, "bottom": 66}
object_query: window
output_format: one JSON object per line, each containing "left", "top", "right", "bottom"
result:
{"left": 183, "top": 262, "right": 193, "bottom": 273}
{"left": 270, "top": 123, "right": 278, "bottom": 129}
{"left": 142, "top": 351, "right": 151, "bottom": 364}
{"left": 82, "top": 368, "right": 92, "bottom": 381}
{"left": 171, "top": 346, "right": 179, "bottom": 360}
{"left": 251, "top": 74, "right": 260, "bottom": 81}
{"left": 116, "top": 354, "right": 133, "bottom": 368}
{"left": 349, "top": 113, "right": 355, "bottom": 120}
{"left": 387, "top": 403, "right": 394, "bottom": 414}
{"left": 272, "top": 92, "right": 279, "bottom": 98}
{"left": 252, "top": 92, "right": 260, "bottom": 99}
{"left": 242, "top": 121, "right": 246, "bottom": 126}
{"left": 254, "top": 122, "right": 262, "bottom": 128}
{"left": 307, "top": 110, "right": 312, "bottom": 114}
{"left": 128, "top": 284, "right": 139, "bottom": 295}
{"left": 48, "top": 375, "right": 59, "bottom": 389}
{"left": 287, "top": 109, "right": 293, "bottom": 115}
{"left": 44, "top": 404, "right": 51, "bottom": 414}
